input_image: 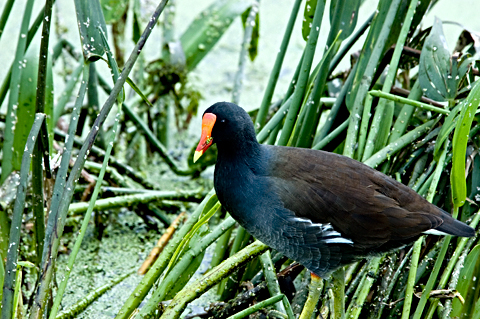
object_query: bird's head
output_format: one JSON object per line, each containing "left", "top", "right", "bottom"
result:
{"left": 194, "top": 102, "right": 255, "bottom": 162}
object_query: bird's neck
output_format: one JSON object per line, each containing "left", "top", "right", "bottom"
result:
{"left": 215, "top": 137, "right": 263, "bottom": 169}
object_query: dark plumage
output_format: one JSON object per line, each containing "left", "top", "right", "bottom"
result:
{"left": 194, "top": 102, "right": 475, "bottom": 277}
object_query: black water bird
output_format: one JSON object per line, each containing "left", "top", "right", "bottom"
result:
{"left": 194, "top": 102, "right": 475, "bottom": 278}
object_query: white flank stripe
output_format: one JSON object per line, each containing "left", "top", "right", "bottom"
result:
{"left": 423, "top": 229, "right": 449, "bottom": 236}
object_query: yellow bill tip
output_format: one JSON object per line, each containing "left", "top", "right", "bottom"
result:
{"left": 193, "top": 150, "right": 203, "bottom": 163}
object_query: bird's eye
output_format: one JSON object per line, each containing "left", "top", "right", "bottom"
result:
{"left": 220, "top": 119, "right": 226, "bottom": 123}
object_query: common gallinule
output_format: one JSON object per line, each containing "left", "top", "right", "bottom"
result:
{"left": 194, "top": 102, "right": 475, "bottom": 278}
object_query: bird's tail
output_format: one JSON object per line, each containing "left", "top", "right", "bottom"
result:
{"left": 435, "top": 211, "right": 475, "bottom": 237}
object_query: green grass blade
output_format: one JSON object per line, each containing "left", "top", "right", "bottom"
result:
{"left": 48, "top": 104, "right": 123, "bottom": 319}
{"left": 328, "top": 0, "right": 359, "bottom": 42}
{"left": 254, "top": 0, "right": 302, "bottom": 132}
{"left": 12, "top": 43, "right": 54, "bottom": 171}
{"left": 0, "top": 0, "right": 15, "bottom": 38}
{"left": 29, "top": 64, "right": 90, "bottom": 319}
{"left": 424, "top": 210, "right": 480, "bottom": 319}
{"left": 301, "top": 0, "right": 325, "bottom": 41}
{"left": 343, "top": 0, "right": 402, "bottom": 158}
{"left": 0, "top": 3, "right": 47, "bottom": 109}
{"left": 451, "top": 81, "right": 480, "bottom": 207}
{"left": 315, "top": 62, "right": 356, "bottom": 142}
{"left": 389, "top": 81, "right": 423, "bottom": 142}
{"left": 218, "top": 226, "right": 251, "bottom": 299}
{"left": 329, "top": 12, "right": 373, "bottom": 74}
{"left": 137, "top": 217, "right": 237, "bottom": 317}
{"left": 257, "top": 96, "right": 292, "bottom": 143}
{"left": 295, "top": 32, "right": 341, "bottom": 148}
{"left": 232, "top": 0, "right": 258, "bottom": 104}
{"left": 433, "top": 102, "right": 462, "bottom": 160}
{"left": 114, "top": 190, "right": 215, "bottom": 319}
{"left": 362, "top": 0, "right": 419, "bottom": 160}
{"left": 260, "top": 251, "right": 289, "bottom": 314}
{"left": 0, "top": 0, "right": 35, "bottom": 183}
{"left": 369, "top": 90, "right": 449, "bottom": 114}
{"left": 74, "top": 0, "right": 107, "bottom": 61}
{"left": 209, "top": 220, "right": 234, "bottom": 270}
{"left": 53, "top": 62, "right": 83, "bottom": 123}
{"left": 473, "top": 293, "right": 480, "bottom": 319}
{"left": 278, "top": 0, "right": 325, "bottom": 146}
{"left": 159, "top": 241, "right": 269, "bottom": 319}
{"left": 56, "top": 270, "right": 134, "bottom": 319}
{"left": 412, "top": 225, "right": 454, "bottom": 319}
{"left": 356, "top": 94, "right": 372, "bottom": 161}
{"left": 402, "top": 140, "right": 449, "bottom": 318}
{"left": 240, "top": 4, "right": 259, "bottom": 61}
{"left": 452, "top": 243, "right": 480, "bottom": 317}
{"left": 98, "top": 26, "right": 124, "bottom": 103}
{"left": 312, "top": 117, "right": 349, "bottom": 150}
{"left": 363, "top": 119, "right": 435, "bottom": 168}
{"left": 1, "top": 114, "right": 45, "bottom": 319}
{"left": 15, "top": 25, "right": 54, "bottom": 268}
{"left": 165, "top": 198, "right": 220, "bottom": 273}
{"left": 31, "top": 139, "right": 45, "bottom": 266}
{"left": 35, "top": 0, "right": 54, "bottom": 115}
{"left": 228, "top": 295, "right": 285, "bottom": 319}
{"left": 346, "top": 257, "right": 382, "bottom": 319}
{"left": 125, "top": 77, "right": 152, "bottom": 107}
{"left": 12, "top": 266, "right": 23, "bottom": 318}
{"left": 331, "top": 267, "right": 346, "bottom": 318}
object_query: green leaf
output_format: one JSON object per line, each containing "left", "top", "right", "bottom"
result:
{"left": 241, "top": 6, "right": 259, "bottom": 61}
{"left": 13, "top": 43, "right": 53, "bottom": 171}
{"left": 329, "top": 0, "right": 360, "bottom": 41}
{"left": 180, "top": 0, "right": 251, "bottom": 70}
{"left": 302, "top": 0, "right": 325, "bottom": 41}
{"left": 451, "top": 81, "right": 480, "bottom": 207}
{"left": 418, "top": 18, "right": 456, "bottom": 101}
{"left": 1, "top": 0, "right": 35, "bottom": 183}
{"left": 451, "top": 245, "right": 480, "bottom": 318}
{"left": 131, "top": 0, "right": 142, "bottom": 43}
{"left": 74, "top": 0, "right": 108, "bottom": 61}
{"left": 100, "top": 0, "right": 128, "bottom": 24}
{"left": 458, "top": 56, "right": 476, "bottom": 83}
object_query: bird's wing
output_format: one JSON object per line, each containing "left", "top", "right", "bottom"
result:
{"left": 264, "top": 146, "right": 443, "bottom": 250}
{"left": 248, "top": 203, "right": 355, "bottom": 277}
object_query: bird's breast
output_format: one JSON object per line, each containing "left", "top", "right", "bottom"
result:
{"left": 214, "top": 156, "right": 280, "bottom": 229}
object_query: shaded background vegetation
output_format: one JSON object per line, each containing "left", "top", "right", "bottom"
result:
{"left": 0, "top": 0, "right": 479, "bottom": 318}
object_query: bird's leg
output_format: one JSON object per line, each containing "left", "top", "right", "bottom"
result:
{"left": 298, "top": 273, "right": 323, "bottom": 319}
